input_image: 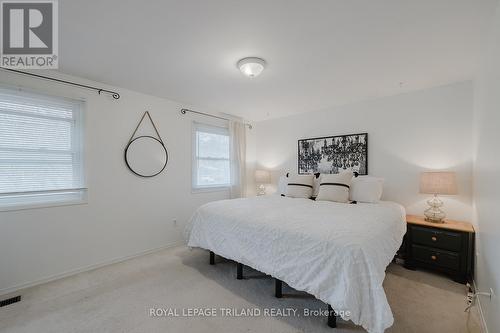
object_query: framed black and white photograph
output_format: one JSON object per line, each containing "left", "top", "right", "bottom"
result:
{"left": 298, "top": 133, "right": 368, "bottom": 175}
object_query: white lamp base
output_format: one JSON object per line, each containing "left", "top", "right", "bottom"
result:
{"left": 257, "top": 184, "right": 266, "bottom": 196}
{"left": 424, "top": 194, "right": 446, "bottom": 223}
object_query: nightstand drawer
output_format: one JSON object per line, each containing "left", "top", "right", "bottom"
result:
{"left": 412, "top": 245, "right": 460, "bottom": 271}
{"left": 411, "top": 226, "right": 461, "bottom": 252}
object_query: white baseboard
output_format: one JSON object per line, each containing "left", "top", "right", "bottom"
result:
{"left": 0, "top": 241, "right": 184, "bottom": 297}
{"left": 474, "top": 280, "right": 489, "bottom": 333}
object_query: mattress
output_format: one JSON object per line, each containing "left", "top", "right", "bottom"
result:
{"left": 186, "top": 195, "right": 406, "bottom": 333}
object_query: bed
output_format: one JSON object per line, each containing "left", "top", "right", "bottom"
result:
{"left": 186, "top": 195, "right": 406, "bottom": 333}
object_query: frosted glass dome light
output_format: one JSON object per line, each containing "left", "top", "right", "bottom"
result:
{"left": 237, "top": 57, "right": 266, "bottom": 78}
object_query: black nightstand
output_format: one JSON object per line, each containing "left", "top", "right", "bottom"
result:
{"left": 404, "top": 215, "right": 474, "bottom": 284}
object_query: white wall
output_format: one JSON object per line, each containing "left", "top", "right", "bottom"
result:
{"left": 473, "top": 1, "right": 500, "bottom": 331}
{"left": 251, "top": 81, "right": 474, "bottom": 221}
{"left": 0, "top": 71, "right": 231, "bottom": 294}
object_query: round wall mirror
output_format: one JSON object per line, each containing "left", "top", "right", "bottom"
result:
{"left": 124, "top": 136, "right": 168, "bottom": 177}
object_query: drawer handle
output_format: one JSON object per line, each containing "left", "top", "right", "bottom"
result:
{"left": 431, "top": 236, "right": 437, "bottom": 242}
{"left": 431, "top": 255, "right": 437, "bottom": 260}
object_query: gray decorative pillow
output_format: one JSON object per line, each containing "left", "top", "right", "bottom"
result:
{"left": 286, "top": 174, "right": 314, "bottom": 198}
{"left": 316, "top": 171, "right": 353, "bottom": 203}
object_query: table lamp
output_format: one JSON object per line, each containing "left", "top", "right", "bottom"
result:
{"left": 255, "top": 170, "right": 271, "bottom": 195}
{"left": 420, "top": 171, "right": 457, "bottom": 223}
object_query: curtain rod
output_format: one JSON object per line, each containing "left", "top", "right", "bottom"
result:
{"left": 180, "top": 108, "right": 252, "bottom": 129}
{"left": 0, "top": 68, "right": 120, "bottom": 99}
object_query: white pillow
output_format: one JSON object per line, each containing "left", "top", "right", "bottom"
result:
{"left": 278, "top": 174, "right": 288, "bottom": 195}
{"left": 286, "top": 174, "right": 314, "bottom": 198}
{"left": 350, "top": 176, "right": 384, "bottom": 203}
{"left": 312, "top": 173, "right": 321, "bottom": 198}
{"left": 316, "top": 171, "right": 353, "bottom": 203}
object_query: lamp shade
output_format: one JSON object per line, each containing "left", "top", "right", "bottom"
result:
{"left": 420, "top": 172, "right": 458, "bottom": 195}
{"left": 254, "top": 170, "right": 271, "bottom": 184}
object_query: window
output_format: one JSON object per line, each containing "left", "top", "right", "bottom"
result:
{"left": 0, "top": 87, "right": 85, "bottom": 210}
{"left": 192, "top": 122, "right": 230, "bottom": 190}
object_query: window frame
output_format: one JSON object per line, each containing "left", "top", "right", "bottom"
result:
{"left": 0, "top": 86, "right": 87, "bottom": 211}
{"left": 191, "top": 121, "right": 231, "bottom": 192}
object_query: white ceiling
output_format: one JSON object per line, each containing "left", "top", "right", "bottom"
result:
{"left": 59, "top": 0, "right": 497, "bottom": 121}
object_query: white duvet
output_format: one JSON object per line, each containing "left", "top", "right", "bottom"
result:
{"left": 186, "top": 195, "right": 406, "bottom": 333}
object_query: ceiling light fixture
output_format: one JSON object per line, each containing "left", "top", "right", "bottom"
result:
{"left": 237, "top": 57, "right": 266, "bottom": 78}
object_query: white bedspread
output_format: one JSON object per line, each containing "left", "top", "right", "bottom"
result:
{"left": 186, "top": 195, "right": 406, "bottom": 333}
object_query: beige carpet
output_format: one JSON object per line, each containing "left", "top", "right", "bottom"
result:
{"left": 0, "top": 246, "right": 481, "bottom": 333}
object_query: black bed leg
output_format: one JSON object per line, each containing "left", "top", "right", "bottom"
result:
{"left": 275, "top": 279, "right": 283, "bottom": 298}
{"left": 327, "top": 304, "right": 337, "bottom": 328}
{"left": 209, "top": 251, "right": 215, "bottom": 265}
{"left": 236, "top": 263, "right": 243, "bottom": 279}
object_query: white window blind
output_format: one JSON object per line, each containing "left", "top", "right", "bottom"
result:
{"left": 192, "top": 122, "right": 230, "bottom": 189}
{"left": 0, "top": 87, "right": 85, "bottom": 210}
